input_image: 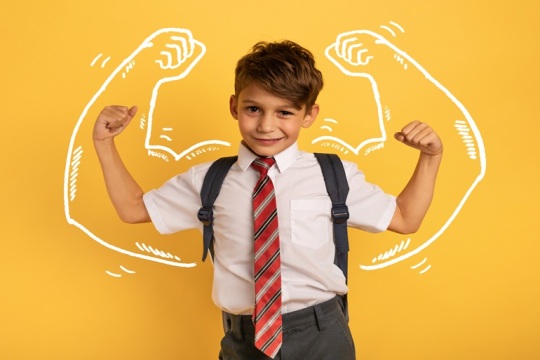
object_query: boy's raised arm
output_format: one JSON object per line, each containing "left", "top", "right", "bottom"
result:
{"left": 93, "top": 105, "right": 151, "bottom": 224}
{"left": 388, "top": 121, "right": 443, "bottom": 234}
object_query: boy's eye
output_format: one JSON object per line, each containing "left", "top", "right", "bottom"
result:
{"left": 279, "top": 111, "right": 293, "bottom": 116}
{"left": 247, "top": 106, "right": 259, "bottom": 113}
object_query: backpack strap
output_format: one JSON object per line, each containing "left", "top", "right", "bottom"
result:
{"left": 313, "top": 153, "right": 350, "bottom": 282}
{"left": 198, "top": 156, "right": 238, "bottom": 262}
{"left": 314, "top": 153, "right": 350, "bottom": 320}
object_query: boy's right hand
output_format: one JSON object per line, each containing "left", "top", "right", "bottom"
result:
{"left": 93, "top": 105, "right": 138, "bottom": 142}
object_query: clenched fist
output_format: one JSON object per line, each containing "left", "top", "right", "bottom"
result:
{"left": 93, "top": 105, "right": 139, "bottom": 142}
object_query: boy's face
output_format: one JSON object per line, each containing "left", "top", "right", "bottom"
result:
{"left": 229, "top": 84, "right": 319, "bottom": 157}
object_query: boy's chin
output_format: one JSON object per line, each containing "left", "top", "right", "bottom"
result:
{"left": 243, "top": 141, "right": 282, "bottom": 158}
{"left": 250, "top": 148, "right": 278, "bottom": 157}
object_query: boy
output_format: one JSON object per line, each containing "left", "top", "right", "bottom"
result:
{"left": 93, "top": 40, "right": 442, "bottom": 359}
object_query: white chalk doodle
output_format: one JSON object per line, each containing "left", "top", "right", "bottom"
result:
{"left": 318, "top": 23, "right": 486, "bottom": 270}
{"left": 64, "top": 28, "right": 228, "bottom": 268}
{"left": 410, "top": 257, "right": 431, "bottom": 274}
{"left": 106, "top": 265, "right": 137, "bottom": 278}
{"left": 64, "top": 25, "right": 485, "bottom": 274}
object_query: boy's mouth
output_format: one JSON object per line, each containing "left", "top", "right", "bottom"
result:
{"left": 254, "top": 137, "right": 283, "bottom": 145}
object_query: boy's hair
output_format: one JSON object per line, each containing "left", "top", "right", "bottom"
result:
{"left": 234, "top": 40, "right": 324, "bottom": 111}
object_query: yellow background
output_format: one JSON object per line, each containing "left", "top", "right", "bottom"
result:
{"left": 1, "top": 0, "right": 539, "bottom": 359}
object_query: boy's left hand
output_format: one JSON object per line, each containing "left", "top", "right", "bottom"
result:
{"left": 394, "top": 121, "right": 443, "bottom": 156}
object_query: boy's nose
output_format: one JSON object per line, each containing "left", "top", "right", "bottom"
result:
{"left": 257, "top": 114, "right": 276, "bottom": 132}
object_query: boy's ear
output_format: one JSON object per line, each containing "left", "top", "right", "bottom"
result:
{"left": 229, "top": 95, "right": 239, "bottom": 120}
{"left": 302, "top": 104, "right": 320, "bottom": 128}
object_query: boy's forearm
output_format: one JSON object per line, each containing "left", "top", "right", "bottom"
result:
{"left": 94, "top": 138, "right": 150, "bottom": 223}
{"left": 390, "top": 151, "right": 442, "bottom": 234}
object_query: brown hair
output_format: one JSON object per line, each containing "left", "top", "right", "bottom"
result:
{"left": 234, "top": 40, "right": 324, "bottom": 111}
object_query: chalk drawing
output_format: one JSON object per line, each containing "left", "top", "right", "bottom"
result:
{"left": 318, "top": 23, "right": 486, "bottom": 270}
{"left": 65, "top": 25, "right": 485, "bottom": 274}
{"left": 64, "top": 28, "right": 231, "bottom": 268}
{"left": 106, "top": 265, "right": 136, "bottom": 278}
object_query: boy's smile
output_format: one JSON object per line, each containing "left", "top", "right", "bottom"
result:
{"left": 230, "top": 84, "right": 319, "bottom": 157}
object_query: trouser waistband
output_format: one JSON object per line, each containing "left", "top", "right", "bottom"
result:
{"left": 222, "top": 296, "right": 346, "bottom": 338}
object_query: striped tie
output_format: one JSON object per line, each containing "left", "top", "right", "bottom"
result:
{"left": 251, "top": 157, "right": 282, "bottom": 358}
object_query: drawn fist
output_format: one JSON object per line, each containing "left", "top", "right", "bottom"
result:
{"left": 325, "top": 30, "right": 394, "bottom": 76}
{"left": 129, "top": 28, "right": 206, "bottom": 83}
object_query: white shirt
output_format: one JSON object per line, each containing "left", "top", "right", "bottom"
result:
{"left": 143, "top": 142, "right": 396, "bottom": 315}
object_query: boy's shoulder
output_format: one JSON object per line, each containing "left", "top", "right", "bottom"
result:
{"left": 178, "top": 159, "right": 221, "bottom": 186}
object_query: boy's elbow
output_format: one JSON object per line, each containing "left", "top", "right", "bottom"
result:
{"left": 388, "top": 210, "right": 423, "bottom": 234}
{"left": 116, "top": 203, "right": 151, "bottom": 224}
{"left": 392, "top": 224, "right": 420, "bottom": 235}
{"left": 119, "top": 213, "right": 140, "bottom": 224}
{"left": 119, "top": 213, "right": 150, "bottom": 224}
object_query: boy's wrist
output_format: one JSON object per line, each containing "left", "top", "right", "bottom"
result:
{"left": 93, "top": 137, "right": 118, "bottom": 155}
{"left": 419, "top": 145, "right": 443, "bottom": 158}
{"left": 421, "top": 150, "right": 443, "bottom": 158}
{"left": 418, "top": 151, "right": 443, "bottom": 169}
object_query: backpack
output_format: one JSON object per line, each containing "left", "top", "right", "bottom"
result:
{"left": 197, "top": 153, "right": 350, "bottom": 316}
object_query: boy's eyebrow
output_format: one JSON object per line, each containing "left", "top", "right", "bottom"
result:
{"left": 241, "top": 98, "right": 298, "bottom": 109}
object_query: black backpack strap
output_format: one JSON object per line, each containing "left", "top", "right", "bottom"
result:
{"left": 198, "top": 156, "right": 238, "bottom": 262}
{"left": 314, "top": 153, "right": 350, "bottom": 281}
{"left": 314, "top": 153, "right": 350, "bottom": 320}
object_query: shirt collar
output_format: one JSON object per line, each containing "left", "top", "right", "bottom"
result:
{"left": 237, "top": 142, "right": 299, "bottom": 174}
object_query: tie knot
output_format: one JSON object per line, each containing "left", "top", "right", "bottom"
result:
{"left": 252, "top": 157, "right": 275, "bottom": 177}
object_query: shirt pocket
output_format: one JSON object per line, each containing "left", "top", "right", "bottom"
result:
{"left": 290, "top": 199, "right": 332, "bottom": 249}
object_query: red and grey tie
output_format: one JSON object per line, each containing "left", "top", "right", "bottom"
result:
{"left": 251, "top": 157, "right": 282, "bottom": 358}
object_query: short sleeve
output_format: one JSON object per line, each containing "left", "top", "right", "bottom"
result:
{"left": 343, "top": 161, "right": 396, "bottom": 233}
{"left": 142, "top": 163, "right": 210, "bottom": 234}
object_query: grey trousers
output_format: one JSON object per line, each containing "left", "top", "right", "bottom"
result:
{"left": 219, "top": 296, "right": 356, "bottom": 360}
